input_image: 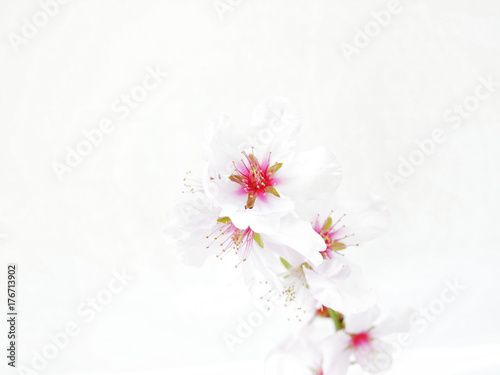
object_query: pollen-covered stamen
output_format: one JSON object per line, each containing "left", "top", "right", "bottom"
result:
{"left": 348, "top": 331, "right": 372, "bottom": 349}
{"left": 229, "top": 150, "right": 282, "bottom": 209}
{"left": 280, "top": 263, "right": 310, "bottom": 305}
{"left": 313, "top": 212, "right": 359, "bottom": 259}
{"left": 206, "top": 217, "right": 262, "bottom": 268}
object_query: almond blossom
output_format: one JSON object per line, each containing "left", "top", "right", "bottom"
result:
{"left": 266, "top": 306, "right": 410, "bottom": 375}
{"left": 163, "top": 190, "right": 320, "bottom": 292}
{"left": 164, "top": 97, "right": 405, "bottom": 375}
{"left": 320, "top": 306, "right": 410, "bottom": 374}
{"left": 268, "top": 194, "right": 389, "bottom": 313}
{"left": 202, "top": 97, "right": 342, "bottom": 265}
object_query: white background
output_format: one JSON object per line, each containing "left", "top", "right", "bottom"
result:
{"left": 1, "top": 0, "right": 500, "bottom": 374}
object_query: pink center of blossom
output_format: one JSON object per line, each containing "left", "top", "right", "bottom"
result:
{"left": 349, "top": 331, "right": 372, "bottom": 349}
{"left": 313, "top": 214, "right": 358, "bottom": 259}
{"left": 229, "top": 152, "right": 282, "bottom": 209}
{"left": 206, "top": 217, "right": 261, "bottom": 267}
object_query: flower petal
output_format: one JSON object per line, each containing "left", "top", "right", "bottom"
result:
{"left": 272, "top": 215, "right": 326, "bottom": 266}
{"left": 321, "top": 332, "right": 352, "bottom": 375}
{"left": 305, "top": 261, "right": 377, "bottom": 314}
{"left": 203, "top": 114, "right": 246, "bottom": 176}
{"left": 163, "top": 196, "right": 220, "bottom": 267}
{"left": 344, "top": 305, "right": 381, "bottom": 334}
{"left": 338, "top": 194, "right": 390, "bottom": 244}
{"left": 250, "top": 97, "right": 301, "bottom": 160}
{"left": 205, "top": 175, "right": 294, "bottom": 235}
{"left": 278, "top": 146, "right": 342, "bottom": 202}
{"left": 372, "top": 308, "right": 413, "bottom": 337}
{"left": 353, "top": 338, "right": 393, "bottom": 373}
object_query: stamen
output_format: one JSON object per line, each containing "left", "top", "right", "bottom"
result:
{"left": 229, "top": 151, "right": 281, "bottom": 209}
{"left": 313, "top": 212, "right": 357, "bottom": 257}
{"left": 207, "top": 218, "right": 256, "bottom": 267}
{"left": 182, "top": 171, "right": 203, "bottom": 194}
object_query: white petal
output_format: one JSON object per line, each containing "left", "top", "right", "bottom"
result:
{"left": 266, "top": 242, "right": 310, "bottom": 267}
{"left": 321, "top": 332, "right": 352, "bottom": 375}
{"left": 372, "top": 308, "right": 413, "bottom": 337}
{"left": 278, "top": 147, "right": 342, "bottom": 202}
{"left": 272, "top": 215, "right": 325, "bottom": 265}
{"left": 303, "top": 258, "right": 350, "bottom": 311}
{"left": 205, "top": 175, "right": 294, "bottom": 235}
{"left": 354, "top": 339, "right": 393, "bottom": 373}
{"left": 175, "top": 230, "right": 215, "bottom": 267}
{"left": 338, "top": 194, "right": 390, "bottom": 244}
{"left": 203, "top": 114, "right": 246, "bottom": 175}
{"left": 250, "top": 97, "right": 301, "bottom": 160}
{"left": 305, "top": 260, "right": 377, "bottom": 314}
{"left": 238, "top": 244, "right": 283, "bottom": 294}
{"left": 344, "top": 305, "right": 381, "bottom": 334}
{"left": 295, "top": 195, "right": 341, "bottom": 224}
{"left": 266, "top": 323, "right": 323, "bottom": 375}
{"left": 331, "top": 264, "right": 378, "bottom": 314}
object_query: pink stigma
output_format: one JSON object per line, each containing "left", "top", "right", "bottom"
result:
{"left": 229, "top": 151, "right": 282, "bottom": 209}
{"left": 349, "top": 331, "right": 371, "bottom": 349}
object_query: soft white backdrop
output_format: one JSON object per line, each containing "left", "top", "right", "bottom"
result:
{"left": 1, "top": 0, "right": 499, "bottom": 374}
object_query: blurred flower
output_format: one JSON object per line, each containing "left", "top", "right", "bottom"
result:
{"left": 266, "top": 306, "right": 409, "bottom": 375}
{"left": 321, "top": 306, "right": 409, "bottom": 374}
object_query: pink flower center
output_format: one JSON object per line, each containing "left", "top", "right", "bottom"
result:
{"left": 206, "top": 217, "right": 258, "bottom": 267}
{"left": 313, "top": 214, "right": 358, "bottom": 259}
{"left": 229, "top": 152, "right": 282, "bottom": 209}
{"left": 349, "top": 331, "right": 372, "bottom": 349}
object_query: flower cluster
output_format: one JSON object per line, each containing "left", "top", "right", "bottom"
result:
{"left": 164, "top": 98, "right": 405, "bottom": 374}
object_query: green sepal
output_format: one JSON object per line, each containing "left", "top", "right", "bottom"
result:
{"left": 327, "top": 308, "right": 344, "bottom": 331}
{"left": 265, "top": 186, "right": 280, "bottom": 198}
{"left": 229, "top": 175, "right": 243, "bottom": 184}
{"left": 217, "top": 217, "right": 231, "bottom": 224}
{"left": 253, "top": 233, "right": 264, "bottom": 248}
{"left": 280, "top": 257, "right": 293, "bottom": 270}
{"left": 269, "top": 162, "right": 283, "bottom": 175}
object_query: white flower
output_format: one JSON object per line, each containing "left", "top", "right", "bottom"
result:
{"left": 163, "top": 190, "right": 319, "bottom": 293}
{"left": 266, "top": 323, "right": 324, "bottom": 375}
{"left": 266, "top": 306, "right": 410, "bottom": 375}
{"left": 202, "top": 97, "right": 342, "bottom": 265}
{"left": 287, "top": 194, "right": 390, "bottom": 312}
{"left": 273, "top": 247, "right": 374, "bottom": 314}
{"left": 269, "top": 194, "right": 389, "bottom": 313}
{"left": 321, "top": 306, "right": 410, "bottom": 374}
{"left": 296, "top": 194, "right": 391, "bottom": 259}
